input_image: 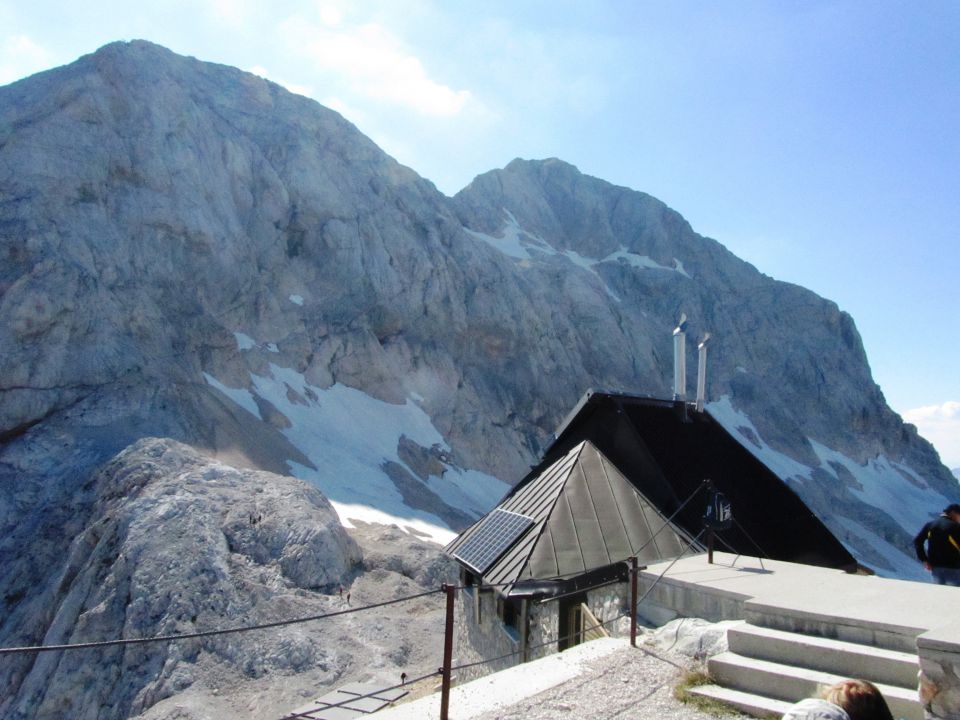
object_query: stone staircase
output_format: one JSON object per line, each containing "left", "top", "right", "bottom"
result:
{"left": 690, "top": 620, "right": 922, "bottom": 719}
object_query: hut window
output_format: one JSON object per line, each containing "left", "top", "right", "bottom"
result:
{"left": 461, "top": 570, "right": 482, "bottom": 624}
{"left": 497, "top": 596, "right": 520, "bottom": 639}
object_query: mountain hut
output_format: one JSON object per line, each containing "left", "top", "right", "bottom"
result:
{"left": 444, "top": 390, "right": 857, "bottom": 674}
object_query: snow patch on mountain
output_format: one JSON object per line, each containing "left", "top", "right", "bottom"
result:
{"left": 809, "top": 441, "right": 949, "bottom": 536}
{"left": 708, "top": 395, "right": 943, "bottom": 578}
{"left": 233, "top": 331, "right": 282, "bottom": 353}
{"left": 465, "top": 212, "right": 688, "bottom": 304}
{"left": 598, "top": 248, "right": 691, "bottom": 278}
{"left": 233, "top": 332, "right": 257, "bottom": 351}
{"left": 463, "top": 209, "right": 541, "bottom": 260}
{"left": 204, "top": 364, "right": 509, "bottom": 544}
{"left": 204, "top": 371, "right": 261, "bottom": 418}
{"left": 707, "top": 396, "right": 811, "bottom": 481}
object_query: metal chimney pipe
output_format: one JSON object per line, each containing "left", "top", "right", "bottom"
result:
{"left": 672, "top": 314, "right": 687, "bottom": 401}
{"left": 696, "top": 334, "right": 711, "bottom": 413}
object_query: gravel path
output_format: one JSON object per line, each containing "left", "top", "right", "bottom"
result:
{"left": 471, "top": 643, "right": 745, "bottom": 720}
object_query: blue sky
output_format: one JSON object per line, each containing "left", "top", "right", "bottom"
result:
{"left": 1, "top": 1, "right": 958, "bottom": 467}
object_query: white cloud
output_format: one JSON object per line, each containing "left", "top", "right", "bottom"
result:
{"left": 0, "top": 34, "right": 53, "bottom": 85}
{"left": 318, "top": 4, "right": 344, "bottom": 28}
{"left": 321, "top": 95, "right": 351, "bottom": 115}
{"left": 319, "top": 95, "right": 370, "bottom": 126}
{"left": 903, "top": 401, "right": 960, "bottom": 468}
{"left": 247, "top": 65, "right": 313, "bottom": 98}
{"left": 279, "top": 16, "right": 471, "bottom": 117}
{"left": 208, "top": 0, "right": 251, "bottom": 26}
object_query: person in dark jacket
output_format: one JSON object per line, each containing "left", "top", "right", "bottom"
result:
{"left": 914, "top": 503, "right": 960, "bottom": 585}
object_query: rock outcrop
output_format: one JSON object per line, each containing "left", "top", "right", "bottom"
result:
{"left": 0, "top": 439, "right": 360, "bottom": 718}
{"left": 0, "top": 438, "right": 452, "bottom": 720}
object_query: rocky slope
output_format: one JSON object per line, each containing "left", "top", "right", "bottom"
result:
{"left": 0, "top": 41, "right": 957, "bottom": 716}
{"left": 0, "top": 439, "right": 453, "bottom": 720}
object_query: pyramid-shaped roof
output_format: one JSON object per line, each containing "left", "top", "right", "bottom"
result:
{"left": 445, "top": 440, "right": 700, "bottom": 590}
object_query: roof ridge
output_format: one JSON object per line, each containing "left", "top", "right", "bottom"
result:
{"left": 512, "top": 441, "right": 590, "bottom": 582}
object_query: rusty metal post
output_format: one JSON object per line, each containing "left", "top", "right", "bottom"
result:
{"left": 707, "top": 529, "right": 715, "bottom": 564}
{"left": 440, "top": 583, "right": 455, "bottom": 720}
{"left": 629, "top": 556, "right": 638, "bottom": 647}
{"left": 520, "top": 598, "right": 529, "bottom": 662}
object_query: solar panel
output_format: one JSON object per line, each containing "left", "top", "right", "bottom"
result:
{"left": 453, "top": 509, "right": 535, "bottom": 574}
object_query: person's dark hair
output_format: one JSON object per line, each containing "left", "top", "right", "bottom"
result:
{"left": 944, "top": 503, "right": 960, "bottom": 515}
{"left": 821, "top": 679, "right": 894, "bottom": 720}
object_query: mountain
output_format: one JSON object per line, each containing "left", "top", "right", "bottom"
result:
{"left": 1, "top": 41, "right": 958, "bottom": 714}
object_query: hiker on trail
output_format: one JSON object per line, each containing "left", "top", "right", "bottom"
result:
{"left": 913, "top": 503, "right": 960, "bottom": 586}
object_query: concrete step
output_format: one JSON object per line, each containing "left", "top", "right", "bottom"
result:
{"left": 709, "top": 652, "right": 923, "bottom": 720}
{"left": 745, "top": 603, "right": 918, "bottom": 654}
{"left": 728, "top": 621, "right": 919, "bottom": 688}
{"left": 687, "top": 683, "right": 792, "bottom": 718}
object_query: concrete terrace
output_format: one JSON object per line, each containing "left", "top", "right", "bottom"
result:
{"left": 373, "top": 553, "right": 958, "bottom": 719}
{"left": 639, "top": 552, "right": 958, "bottom": 647}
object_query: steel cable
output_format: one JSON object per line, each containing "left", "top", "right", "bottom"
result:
{"left": 0, "top": 587, "right": 442, "bottom": 655}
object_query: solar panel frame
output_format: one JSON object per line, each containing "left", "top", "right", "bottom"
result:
{"left": 452, "top": 509, "right": 535, "bottom": 574}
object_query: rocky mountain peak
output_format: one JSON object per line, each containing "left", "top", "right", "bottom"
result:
{"left": 1, "top": 42, "right": 956, "bottom": 654}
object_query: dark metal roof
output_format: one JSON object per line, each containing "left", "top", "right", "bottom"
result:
{"left": 551, "top": 387, "right": 666, "bottom": 440}
{"left": 448, "top": 390, "right": 857, "bottom": 587}
{"left": 445, "top": 440, "right": 701, "bottom": 592}
{"left": 535, "top": 391, "right": 858, "bottom": 570}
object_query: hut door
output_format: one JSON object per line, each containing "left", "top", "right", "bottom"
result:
{"left": 557, "top": 596, "right": 585, "bottom": 650}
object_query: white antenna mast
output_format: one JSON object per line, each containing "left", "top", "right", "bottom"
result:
{"left": 673, "top": 313, "right": 688, "bottom": 401}
{"left": 696, "top": 333, "right": 711, "bottom": 413}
